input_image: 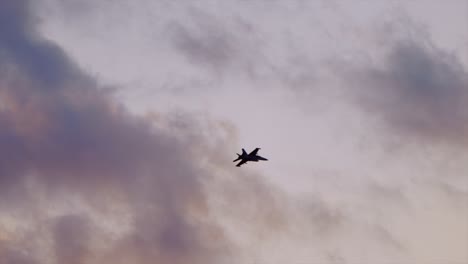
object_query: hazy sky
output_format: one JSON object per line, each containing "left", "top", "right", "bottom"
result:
{"left": 1, "top": 0, "right": 467, "bottom": 263}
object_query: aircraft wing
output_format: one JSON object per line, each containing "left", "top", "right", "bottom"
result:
{"left": 249, "top": 148, "right": 260, "bottom": 156}
{"left": 236, "top": 159, "right": 248, "bottom": 167}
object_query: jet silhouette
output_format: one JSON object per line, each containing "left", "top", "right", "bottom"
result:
{"left": 233, "top": 148, "right": 268, "bottom": 167}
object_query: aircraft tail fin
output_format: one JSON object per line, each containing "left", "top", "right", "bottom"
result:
{"left": 242, "top": 148, "right": 247, "bottom": 156}
{"left": 233, "top": 154, "right": 241, "bottom": 162}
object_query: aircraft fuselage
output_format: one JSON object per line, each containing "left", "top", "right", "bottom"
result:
{"left": 233, "top": 148, "right": 268, "bottom": 167}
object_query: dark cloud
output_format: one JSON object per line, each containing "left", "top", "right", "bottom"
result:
{"left": 166, "top": 7, "right": 269, "bottom": 80}
{"left": 6, "top": 0, "right": 462, "bottom": 262}
{"left": 0, "top": 1, "right": 310, "bottom": 263}
{"left": 350, "top": 39, "right": 468, "bottom": 144}
{"left": 169, "top": 20, "right": 234, "bottom": 70}
{"left": 0, "top": 1, "right": 232, "bottom": 263}
{"left": 300, "top": 197, "right": 344, "bottom": 235}
{"left": 0, "top": 0, "right": 86, "bottom": 90}
{"left": 167, "top": 6, "right": 236, "bottom": 72}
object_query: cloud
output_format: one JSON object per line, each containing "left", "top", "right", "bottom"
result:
{"left": 272, "top": 15, "right": 468, "bottom": 262}
{"left": 1, "top": 1, "right": 326, "bottom": 264}
{"left": 168, "top": 12, "right": 235, "bottom": 71}
{"left": 0, "top": 247, "right": 37, "bottom": 264}
{"left": 166, "top": 6, "right": 273, "bottom": 82}
{"left": 0, "top": 0, "right": 87, "bottom": 90}
{"left": 3, "top": 1, "right": 466, "bottom": 263}
{"left": 348, "top": 38, "right": 468, "bottom": 145}
{"left": 52, "top": 215, "right": 90, "bottom": 264}
{"left": 0, "top": 1, "right": 237, "bottom": 263}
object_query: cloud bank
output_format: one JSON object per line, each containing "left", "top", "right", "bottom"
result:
{"left": 349, "top": 38, "right": 468, "bottom": 145}
{"left": 1, "top": 0, "right": 467, "bottom": 263}
{"left": 0, "top": 1, "right": 247, "bottom": 263}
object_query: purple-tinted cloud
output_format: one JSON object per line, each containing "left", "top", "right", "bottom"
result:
{"left": 350, "top": 39, "right": 468, "bottom": 145}
{"left": 0, "top": 1, "right": 313, "bottom": 263}
{"left": 0, "top": 1, "right": 231, "bottom": 263}
{"left": 4, "top": 1, "right": 465, "bottom": 263}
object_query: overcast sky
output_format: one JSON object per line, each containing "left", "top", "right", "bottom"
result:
{"left": 1, "top": 0, "right": 467, "bottom": 263}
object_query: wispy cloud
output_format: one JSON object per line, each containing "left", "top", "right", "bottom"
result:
{"left": 1, "top": 0, "right": 466, "bottom": 263}
{"left": 0, "top": 1, "right": 250, "bottom": 263}
{"left": 349, "top": 39, "right": 468, "bottom": 145}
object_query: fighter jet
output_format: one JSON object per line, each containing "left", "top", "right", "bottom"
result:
{"left": 233, "top": 148, "right": 268, "bottom": 167}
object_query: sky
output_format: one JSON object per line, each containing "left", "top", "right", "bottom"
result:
{"left": 0, "top": 0, "right": 467, "bottom": 263}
